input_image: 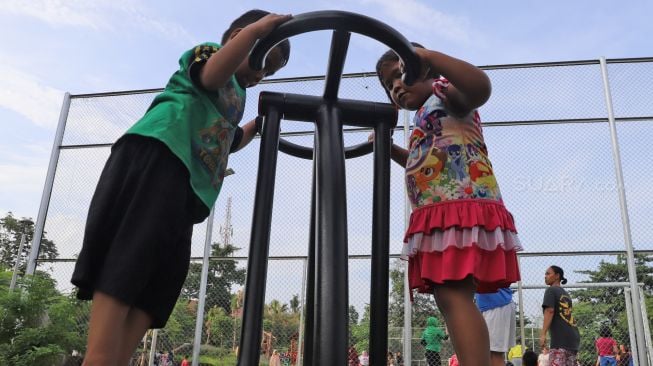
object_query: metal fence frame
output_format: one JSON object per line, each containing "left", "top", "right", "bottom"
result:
{"left": 25, "top": 57, "right": 653, "bottom": 365}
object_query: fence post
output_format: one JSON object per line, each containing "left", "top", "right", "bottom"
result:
{"left": 296, "top": 257, "right": 307, "bottom": 366}
{"left": 599, "top": 57, "right": 648, "bottom": 366}
{"left": 638, "top": 286, "right": 653, "bottom": 366}
{"left": 402, "top": 109, "right": 413, "bottom": 366}
{"left": 26, "top": 92, "right": 71, "bottom": 276}
{"left": 517, "top": 257, "right": 525, "bottom": 349}
{"left": 624, "top": 288, "right": 640, "bottom": 366}
{"left": 148, "top": 329, "right": 159, "bottom": 366}
{"left": 192, "top": 207, "right": 216, "bottom": 366}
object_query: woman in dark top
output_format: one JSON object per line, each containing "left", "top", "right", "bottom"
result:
{"left": 540, "top": 265, "right": 580, "bottom": 366}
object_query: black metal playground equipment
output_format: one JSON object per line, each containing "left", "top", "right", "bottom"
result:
{"left": 237, "top": 10, "right": 421, "bottom": 366}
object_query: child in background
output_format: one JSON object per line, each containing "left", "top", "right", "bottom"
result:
{"left": 595, "top": 325, "right": 618, "bottom": 366}
{"left": 538, "top": 346, "right": 550, "bottom": 366}
{"left": 476, "top": 288, "right": 517, "bottom": 366}
{"left": 421, "top": 316, "right": 448, "bottom": 366}
{"left": 524, "top": 350, "right": 539, "bottom": 366}
{"left": 71, "top": 9, "right": 291, "bottom": 365}
{"left": 374, "top": 43, "right": 522, "bottom": 366}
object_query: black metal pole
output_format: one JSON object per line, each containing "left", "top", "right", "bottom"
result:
{"left": 369, "top": 123, "right": 393, "bottom": 365}
{"left": 323, "top": 30, "right": 350, "bottom": 100}
{"left": 237, "top": 107, "right": 282, "bottom": 366}
{"left": 314, "top": 104, "right": 349, "bottom": 365}
{"left": 302, "top": 143, "right": 317, "bottom": 366}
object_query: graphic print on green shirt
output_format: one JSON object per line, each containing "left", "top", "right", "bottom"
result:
{"left": 126, "top": 42, "right": 246, "bottom": 210}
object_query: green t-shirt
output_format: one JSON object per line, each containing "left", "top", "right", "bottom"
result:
{"left": 127, "top": 42, "right": 246, "bottom": 210}
{"left": 422, "top": 317, "right": 446, "bottom": 352}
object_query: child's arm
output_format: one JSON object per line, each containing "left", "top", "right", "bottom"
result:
{"left": 230, "top": 118, "right": 260, "bottom": 152}
{"left": 414, "top": 48, "right": 491, "bottom": 116}
{"left": 199, "top": 13, "right": 291, "bottom": 91}
{"left": 391, "top": 143, "right": 408, "bottom": 167}
{"left": 368, "top": 133, "right": 408, "bottom": 167}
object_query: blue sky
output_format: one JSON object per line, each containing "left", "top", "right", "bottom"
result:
{"left": 1, "top": 0, "right": 651, "bottom": 219}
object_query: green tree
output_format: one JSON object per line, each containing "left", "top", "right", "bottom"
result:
{"left": 571, "top": 254, "right": 653, "bottom": 366}
{"left": 0, "top": 213, "right": 58, "bottom": 270}
{"left": 351, "top": 304, "right": 370, "bottom": 353}
{"left": 263, "top": 299, "right": 300, "bottom": 351}
{"left": 0, "top": 269, "right": 88, "bottom": 366}
{"left": 205, "top": 306, "right": 235, "bottom": 348}
{"left": 158, "top": 299, "right": 197, "bottom": 353}
{"left": 348, "top": 305, "right": 359, "bottom": 325}
{"left": 289, "top": 294, "right": 300, "bottom": 314}
{"left": 180, "top": 242, "right": 246, "bottom": 314}
{"left": 388, "top": 259, "right": 439, "bottom": 328}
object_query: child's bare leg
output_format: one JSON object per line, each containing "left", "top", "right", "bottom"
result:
{"left": 84, "top": 291, "right": 129, "bottom": 366}
{"left": 490, "top": 351, "right": 505, "bottom": 366}
{"left": 117, "top": 307, "right": 152, "bottom": 365}
{"left": 434, "top": 277, "right": 490, "bottom": 366}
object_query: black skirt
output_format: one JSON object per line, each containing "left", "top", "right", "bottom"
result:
{"left": 71, "top": 134, "right": 208, "bottom": 328}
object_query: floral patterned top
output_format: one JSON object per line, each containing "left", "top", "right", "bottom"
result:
{"left": 405, "top": 78, "right": 501, "bottom": 209}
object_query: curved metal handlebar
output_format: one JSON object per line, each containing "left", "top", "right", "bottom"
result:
{"left": 251, "top": 11, "right": 413, "bottom": 160}
{"left": 250, "top": 10, "right": 421, "bottom": 85}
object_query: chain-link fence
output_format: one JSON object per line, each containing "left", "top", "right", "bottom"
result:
{"left": 19, "top": 58, "right": 653, "bottom": 365}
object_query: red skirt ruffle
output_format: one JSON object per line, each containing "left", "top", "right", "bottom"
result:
{"left": 405, "top": 199, "right": 517, "bottom": 241}
{"left": 405, "top": 199, "right": 522, "bottom": 295}
{"left": 408, "top": 246, "right": 520, "bottom": 294}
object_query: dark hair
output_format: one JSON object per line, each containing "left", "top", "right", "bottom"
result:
{"left": 523, "top": 350, "right": 538, "bottom": 366}
{"left": 600, "top": 325, "right": 613, "bottom": 338}
{"left": 375, "top": 42, "right": 431, "bottom": 102}
{"left": 221, "top": 9, "right": 291, "bottom": 66}
{"left": 550, "top": 265, "right": 567, "bottom": 285}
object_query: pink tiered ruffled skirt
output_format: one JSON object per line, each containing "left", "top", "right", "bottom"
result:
{"left": 403, "top": 199, "right": 522, "bottom": 295}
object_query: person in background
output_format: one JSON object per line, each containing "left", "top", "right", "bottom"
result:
{"left": 595, "top": 325, "right": 618, "bottom": 366}
{"left": 359, "top": 350, "right": 370, "bottom": 366}
{"left": 421, "top": 316, "right": 448, "bottom": 366}
{"left": 538, "top": 346, "right": 550, "bottom": 366}
{"left": 449, "top": 353, "right": 460, "bottom": 366}
{"left": 180, "top": 355, "right": 190, "bottom": 366}
{"left": 388, "top": 351, "right": 396, "bottom": 365}
{"left": 476, "top": 288, "right": 517, "bottom": 366}
{"left": 540, "top": 265, "right": 580, "bottom": 366}
{"left": 616, "top": 345, "right": 633, "bottom": 366}
{"left": 523, "top": 350, "right": 538, "bottom": 366}
{"left": 508, "top": 340, "right": 524, "bottom": 366}
{"left": 348, "top": 345, "right": 359, "bottom": 366}
{"left": 396, "top": 351, "right": 404, "bottom": 366}
{"left": 269, "top": 349, "right": 281, "bottom": 366}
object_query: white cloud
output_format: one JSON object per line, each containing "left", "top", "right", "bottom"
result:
{"left": 0, "top": 63, "right": 63, "bottom": 129}
{"left": 0, "top": 0, "right": 195, "bottom": 44}
{"left": 360, "top": 0, "right": 471, "bottom": 43}
{"left": 0, "top": 0, "right": 110, "bottom": 29}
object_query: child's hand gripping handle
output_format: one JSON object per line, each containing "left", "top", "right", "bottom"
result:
{"left": 248, "top": 10, "right": 422, "bottom": 85}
